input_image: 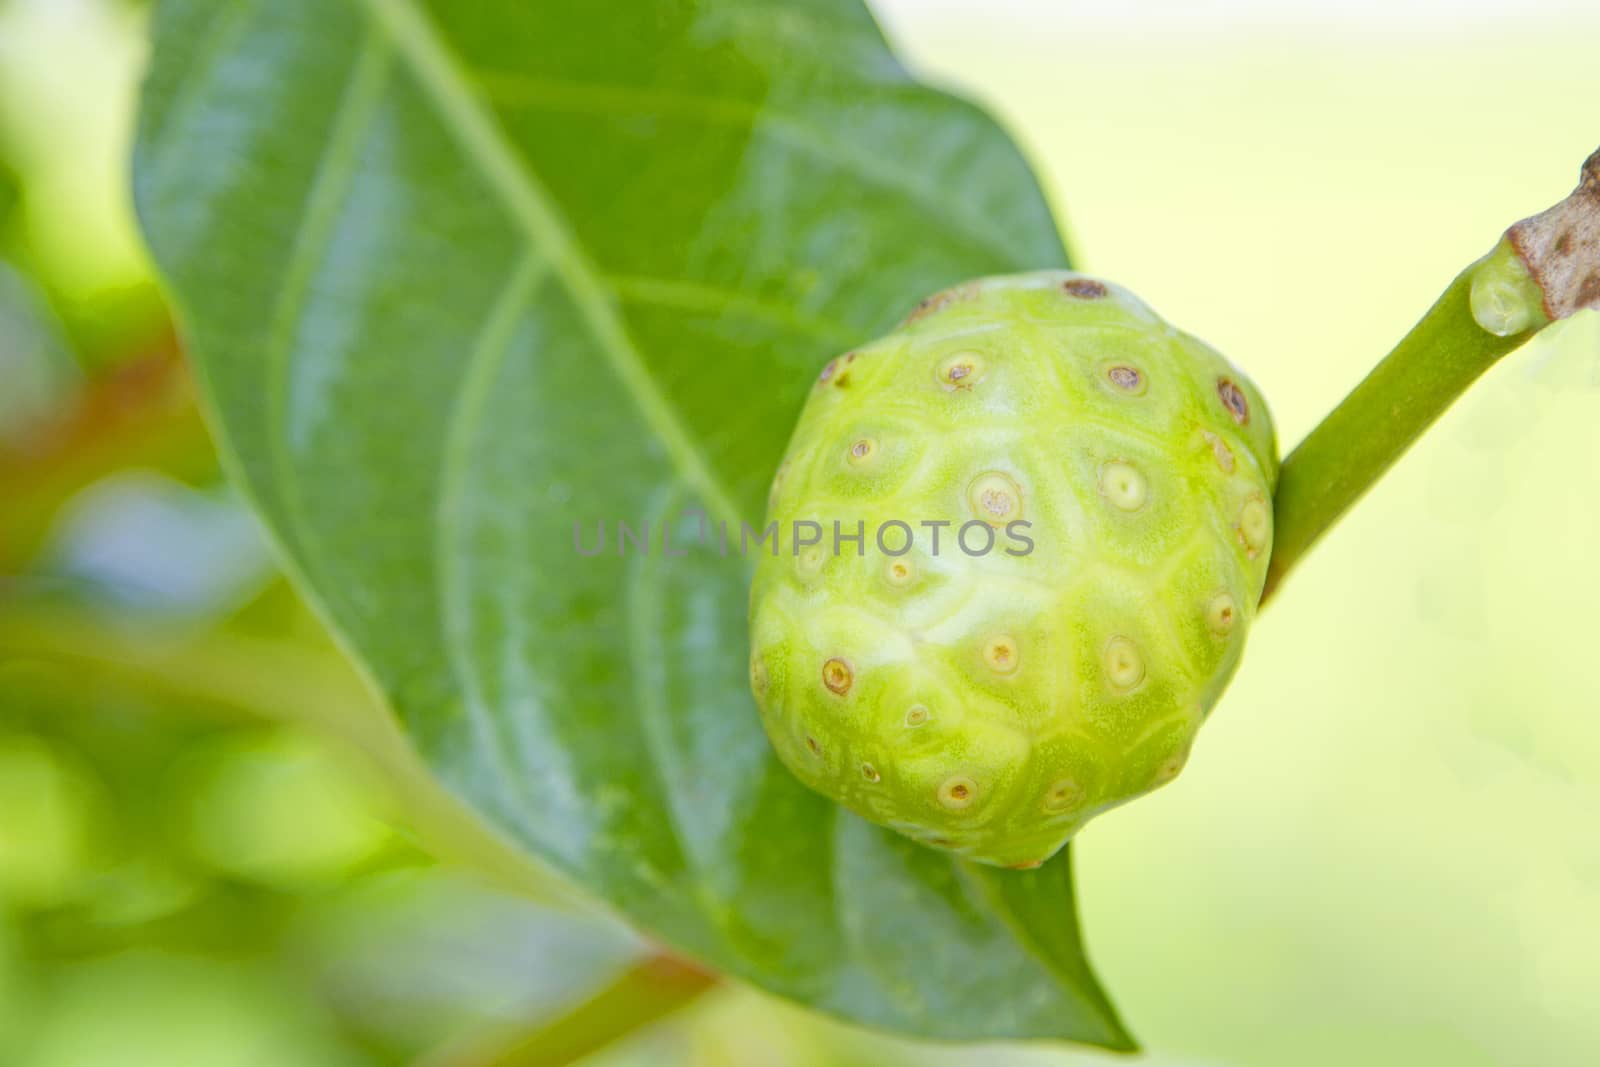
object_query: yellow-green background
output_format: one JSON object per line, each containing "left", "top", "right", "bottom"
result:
{"left": 2, "top": 0, "right": 1598, "bottom": 1063}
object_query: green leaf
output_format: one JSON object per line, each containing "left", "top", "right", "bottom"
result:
{"left": 132, "top": 0, "right": 1132, "bottom": 1046}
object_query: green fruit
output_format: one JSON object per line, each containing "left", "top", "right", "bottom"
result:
{"left": 748, "top": 271, "right": 1277, "bottom": 869}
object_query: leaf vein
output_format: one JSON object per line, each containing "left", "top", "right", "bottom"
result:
{"left": 359, "top": 0, "right": 752, "bottom": 533}
{"left": 436, "top": 249, "right": 557, "bottom": 840}
{"left": 263, "top": 25, "right": 392, "bottom": 579}
{"left": 471, "top": 70, "right": 1020, "bottom": 264}
{"left": 607, "top": 273, "right": 858, "bottom": 349}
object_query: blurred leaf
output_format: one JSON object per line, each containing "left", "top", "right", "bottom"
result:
{"left": 303, "top": 869, "right": 644, "bottom": 1058}
{"left": 18, "top": 951, "right": 363, "bottom": 1067}
{"left": 181, "top": 729, "right": 391, "bottom": 887}
{"left": 133, "top": 0, "right": 1130, "bottom": 1046}
{"left": 0, "top": 734, "right": 95, "bottom": 904}
{"left": 0, "top": 258, "right": 78, "bottom": 443}
{"left": 0, "top": 347, "right": 215, "bottom": 572}
{"left": 0, "top": 639, "right": 633, "bottom": 1065}
{"left": 39, "top": 472, "right": 274, "bottom": 615}
{"left": 0, "top": 608, "right": 574, "bottom": 903}
{"left": 0, "top": 156, "right": 18, "bottom": 228}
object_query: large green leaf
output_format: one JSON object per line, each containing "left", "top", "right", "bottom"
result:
{"left": 133, "top": 0, "right": 1132, "bottom": 1046}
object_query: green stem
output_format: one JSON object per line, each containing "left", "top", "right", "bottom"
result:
{"left": 418, "top": 955, "right": 720, "bottom": 1067}
{"left": 1264, "top": 146, "right": 1598, "bottom": 600}
{"left": 1261, "top": 242, "right": 1545, "bottom": 601}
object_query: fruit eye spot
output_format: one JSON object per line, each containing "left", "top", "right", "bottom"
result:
{"left": 1042, "top": 779, "right": 1083, "bottom": 813}
{"left": 861, "top": 762, "right": 881, "bottom": 783}
{"left": 1062, "top": 277, "right": 1108, "bottom": 299}
{"left": 1200, "top": 430, "right": 1235, "bottom": 474}
{"left": 1154, "top": 750, "right": 1189, "bottom": 785}
{"left": 905, "top": 282, "right": 979, "bottom": 323}
{"left": 1217, "top": 378, "right": 1250, "bottom": 424}
{"left": 938, "top": 776, "right": 978, "bottom": 810}
{"left": 847, "top": 437, "right": 877, "bottom": 464}
{"left": 1098, "top": 461, "right": 1147, "bottom": 511}
{"left": 937, "top": 352, "right": 985, "bottom": 390}
{"left": 1106, "top": 364, "right": 1145, "bottom": 394}
{"left": 1237, "top": 496, "right": 1270, "bottom": 558}
{"left": 904, "top": 704, "right": 931, "bottom": 727}
{"left": 1104, "top": 636, "right": 1146, "bottom": 691}
{"left": 796, "top": 545, "right": 825, "bottom": 578}
{"left": 1206, "top": 593, "right": 1238, "bottom": 634}
{"left": 967, "top": 471, "right": 1023, "bottom": 524}
{"left": 822, "top": 657, "right": 853, "bottom": 695}
{"left": 908, "top": 291, "right": 951, "bottom": 322}
{"left": 983, "top": 634, "right": 1020, "bottom": 674}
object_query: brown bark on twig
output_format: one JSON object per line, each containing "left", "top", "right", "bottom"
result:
{"left": 1506, "top": 147, "right": 1600, "bottom": 321}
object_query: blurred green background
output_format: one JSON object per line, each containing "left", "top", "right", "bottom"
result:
{"left": 2, "top": 0, "right": 1598, "bottom": 1064}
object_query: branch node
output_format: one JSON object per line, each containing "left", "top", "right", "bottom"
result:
{"left": 1505, "top": 145, "right": 1600, "bottom": 321}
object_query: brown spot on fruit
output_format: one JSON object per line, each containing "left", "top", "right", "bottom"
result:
{"left": 938, "top": 776, "right": 978, "bottom": 810}
{"left": 1106, "top": 364, "right": 1145, "bottom": 393}
{"left": 749, "top": 655, "right": 768, "bottom": 696}
{"left": 983, "top": 633, "right": 1020, "bottom": 674}
{"left": 1008, "top": 859, "right": 1044, "bottom": 870}
{"left": 1217, "top": 378, "right": 1250, "bottom": 425}
{"left": 1154, "top": 749, "right": 1189, "bottom": 785}
{"left": 907, "top": 293, "right": 951, "bottom": 322}
{"left": 936, "top": 352, "right": 985, "bottom": 390}
{"left": 1042, "top": 778, "right": 1083, "bottom": 813}
{"left": 847, "top": 437, "right": 877, "bottom": 464}
{"left": 967, "top": 471, "right": 1023, "bottom": 524}
{"left": 805, "top": 735, "right": 822, "bottom": 756}
{"left": 861, "top": 762, "right": 881, "bottom": 783}
{"left": 1206, "top": 592, "right": 1238, "bottom": 635}
{"left": 818, "top": 359, "right": 837, "bottom": 385}
{"left": 904, "top": 704, "right": 931, "bottom": 727}
{"left": 822, "top": 657, "right": 853, "bottom": 695}
{"left": 904, "top": 283, "right": 978, "bottom": 323}
{"left": 1063, "top": 278, "right": 1108, "bottom": 299}
{"left": 1201, "top": 430, "right": 1235, "bottom": 474}
{"left": 1237, "top": 496, "right": 1270, "bottom": 558}
{"left": 885, "top": 559, "right": 915, "bottom": 587}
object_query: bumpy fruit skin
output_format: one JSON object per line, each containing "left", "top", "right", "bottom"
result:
{"left": 748, "top": 271, "right": 1277, "bottom": 869}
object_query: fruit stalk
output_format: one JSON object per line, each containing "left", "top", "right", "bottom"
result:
{"left": 1263, "top": 146, "right": 1600, "bottom": 602}
{"left": 420, "top": 955, "right": 719, "bottom": 1067}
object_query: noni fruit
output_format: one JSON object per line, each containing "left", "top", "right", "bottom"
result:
{"left": 747, "top": 271, "right": 1277, "bottom": 869}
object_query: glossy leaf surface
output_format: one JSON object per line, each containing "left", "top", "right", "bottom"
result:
{"left": 133, "top": 0, "right": 1130, "bottom": 1045}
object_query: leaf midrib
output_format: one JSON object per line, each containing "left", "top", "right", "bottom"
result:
{"left": 471, "top": 69, "right": 1026, "bottom": 265}
{"left": 358, "top": 0, "right": 752, "bottom": 535}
